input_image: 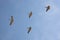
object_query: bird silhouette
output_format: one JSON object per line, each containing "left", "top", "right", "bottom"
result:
{"left": 9, "top": 16, "right": 14, "bottom": 26}
{"left": 29, "top": 11, "right": 32, "bottom": 18}
{"left": 27, "top": 26, "right": 32, "bottom": 34}
{"left": 46, "top": 5, "right": 50, "bottom": 12}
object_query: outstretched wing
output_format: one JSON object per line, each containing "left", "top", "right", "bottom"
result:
{"left": 9, "top": 16, "right": 14, "bottom": 26}
{"left": 46, "top": 7, "right": 49, "bottom": 12}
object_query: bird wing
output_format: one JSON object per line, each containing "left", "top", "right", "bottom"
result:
{"left": 46, "top": 7, "right": 49, "bottom": 12}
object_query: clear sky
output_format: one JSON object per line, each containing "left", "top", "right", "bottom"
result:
{"left": 0, "top": 0, "right": 60, "bottom": 40}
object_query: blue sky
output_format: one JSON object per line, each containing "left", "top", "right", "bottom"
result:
{"left": 0, "top": 0, "right": 60, "bottom": 40}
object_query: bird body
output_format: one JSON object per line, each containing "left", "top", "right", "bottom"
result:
{"left": 46, "top": 5, "right": 50, "bottom": 12}
{"left": 9, "top": 16, "right": 14, "bottom": 26}
{"left": 27, "top": 26, "right": 32, "bottom": 34}
{"left": 29, "top": 11, "right": 32, "bottom": 18}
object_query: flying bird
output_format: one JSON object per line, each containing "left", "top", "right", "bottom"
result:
{"left": 9, "top": 16, "right": 14, "bottom": 26}
{"left": 29, "top": 11, "right": 32, "bottom": 18}
{"left": 27, "top": 26, "right": 32, "bottom": 34}
{"left": 45, "top": 5, "right": 50, "bottom": 12}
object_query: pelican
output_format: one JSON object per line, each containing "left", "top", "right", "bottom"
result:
{"left": 29, "top": 11, "right": 32, "bottom": 18}
{"left": 9, "top": 16, "right": 14, "bottom": 26}
{"left": 46, "top": 5, "right": 50, "bottom": 12}
{"left": 27, "top": 26, "right": 32, "bottom": 34}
